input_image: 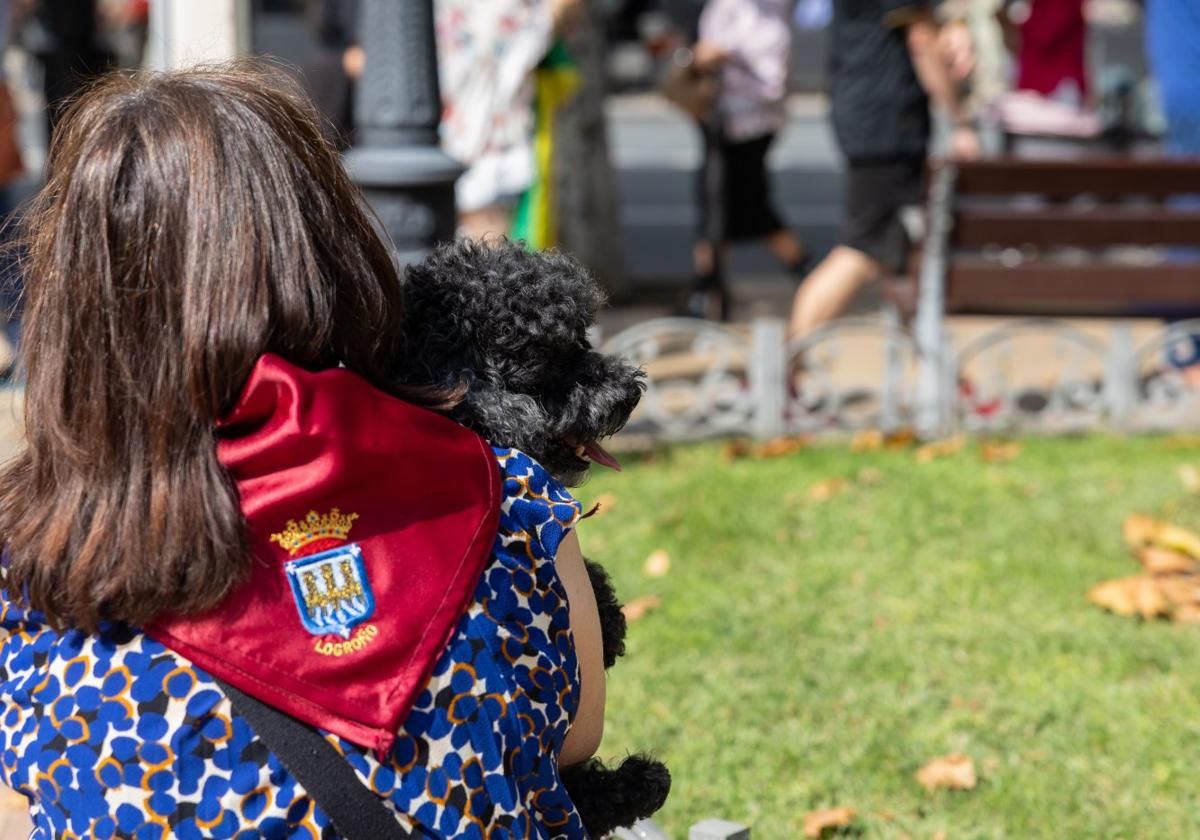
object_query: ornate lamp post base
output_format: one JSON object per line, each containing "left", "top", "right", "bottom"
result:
{"left": 347, "top": 0, "right": 460, "bottom": 265}
{"left": 344, "top": 147, "right": 461, "bottom": 266}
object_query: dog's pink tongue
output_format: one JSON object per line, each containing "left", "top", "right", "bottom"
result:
{"left": 583, "top": 440, "right": 622, "bottom": 471}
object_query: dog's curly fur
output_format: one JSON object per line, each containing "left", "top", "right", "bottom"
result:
{"left": 394, "top": 239, "right": 669, "bottom": 838}
{"left": 394, "top": 238, "right": 644, "bottom": 487}
{"left": 585, "top": 560, "right": 626, "bottom": 670}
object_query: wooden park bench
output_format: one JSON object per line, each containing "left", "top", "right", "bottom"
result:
{"left": 895, "top": 156, "right": 1200, "bottom": 436}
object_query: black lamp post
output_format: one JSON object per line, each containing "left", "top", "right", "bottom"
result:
{"left": 344, "top": 0, "right": 460, "bottom": 265}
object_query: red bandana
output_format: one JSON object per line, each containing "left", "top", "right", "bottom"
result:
{"left": 147, "top": 354, "right": 499, "bottom": 754}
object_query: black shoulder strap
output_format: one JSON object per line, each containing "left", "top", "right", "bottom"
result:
{"left": 216, "top": 678, "right": 412, "bottom": 840}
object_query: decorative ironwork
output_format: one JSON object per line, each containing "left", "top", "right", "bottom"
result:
{"left": 600, "top": 315, "right": 916, "bottom": 441}
{"left": 1131, "top": 318, "right": 1200, "bottom": 431}
{"left": 783, "top": 315, "right": 919, "bottom": 434}
{"left": 953, "top": 318, "right": 1109, "bottom": 434}
{"left": 602, "top": 318, "right": 756, "bottom": 440}
{"left": 599, "top": 314, "right": 1199, "bottom": 443}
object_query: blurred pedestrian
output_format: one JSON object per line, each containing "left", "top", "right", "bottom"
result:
{"left": 1000, "top": 0, "right": 1088, "bottom": 104}
{"left": 304, "top": 0, "right": 360, "bottom": 148}
{"left": 100, "top": 0, "right": 148, "bottom": 69}
{"left": 682, "top": 0, "right": 810, "bottom": 320}
{"left": 0, "top": 0, "right": 21, "bottom": 218}
{"left": 511, "top": 2, "right": 585, "bottom": 250}
{"left": 1146, "top": 0, "right": 1200, "bottom": 160}
{"left": 315, "top": 0, "right": 570, "bottom": 240}
{"left": 22, "top": 0, "right": 115, "bottom": 140}
{"left": 435, "top": 0, "right": 564, "bottom": 239}
{"left": 788, "top": 0, "right": 978, "bottom": 339}
{"left": 0, "top": 0, "right": 23, "bottom": 375}
{"left": 1144, "top": 0, "right": 1200, "bottom": 381}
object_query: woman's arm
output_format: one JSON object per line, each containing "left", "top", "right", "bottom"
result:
{"left": 556, "top": 529, "right": 606, "bottom": 765}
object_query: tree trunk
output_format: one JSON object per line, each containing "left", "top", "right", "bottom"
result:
{"left": 553, "top": 0, "right": 627, "bottom": 296}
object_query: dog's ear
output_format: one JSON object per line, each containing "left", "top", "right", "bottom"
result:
{"left": 553, "top": 353, "right": 645, "bottom": 440}
{"left": 455, "top": 383, "right": 549, "bottom": 452}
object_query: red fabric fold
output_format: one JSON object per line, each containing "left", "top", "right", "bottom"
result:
{"left": 147, "top": 354, "right": 499, "bottom": 754}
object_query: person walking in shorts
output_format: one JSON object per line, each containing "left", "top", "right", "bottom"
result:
{"left": 788, "top": 0, "right": 978, "bottom": 338}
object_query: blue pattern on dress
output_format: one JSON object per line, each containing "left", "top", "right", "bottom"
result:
{"left": 0, "top": 448, "right": 586, "bottom": 838}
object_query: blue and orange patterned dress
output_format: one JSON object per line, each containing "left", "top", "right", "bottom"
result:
{"left": 0, "top": 448, "right": 587, "bottom": 839}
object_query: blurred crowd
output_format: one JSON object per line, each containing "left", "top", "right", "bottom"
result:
{"left": 0, "top": 0, "right": 1190, "bottom": 368}
{"left": 0, "top": 0, "right": 151, "bottom": 377}
{"left": 621, "top": 0, "right": 1194, "bottom": 330}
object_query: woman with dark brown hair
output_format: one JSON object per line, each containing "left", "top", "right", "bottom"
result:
{"left": 0, "top": 62, "right": 603, "bottom": 838}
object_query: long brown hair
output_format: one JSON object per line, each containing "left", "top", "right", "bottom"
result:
{"left": 0, "top": 61, "right": 416, "bottom": 631}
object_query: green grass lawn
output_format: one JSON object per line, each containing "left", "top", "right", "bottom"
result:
{"left": 575, "top": 436, "right": 1200, "bottom": 840}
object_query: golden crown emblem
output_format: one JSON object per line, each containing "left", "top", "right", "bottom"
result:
{"left": 270, "top": 508, "right": 359, "bottom": 556}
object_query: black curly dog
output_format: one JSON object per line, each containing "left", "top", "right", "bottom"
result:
{"left": 394, "top": 239, "right": 670, "bottom": 838}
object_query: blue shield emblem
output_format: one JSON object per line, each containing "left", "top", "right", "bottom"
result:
{"left": 284, "top": 543, "right": 375, "bottom": 638}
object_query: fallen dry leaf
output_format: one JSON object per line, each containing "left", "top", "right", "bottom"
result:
{"left": 850, "top": 428, "right": 915, "bottom": 453}
{"left": 851, "top": 429, "right": 884, "bottom": 452}
{"left": 622, "top": 594, "right": 662, "bottom": 623}
{"left": 915, "top": 436, "right": 966, "bottom": 464}
{"left": 916, "top": 754, "right": 978, "bottom": 791}
{"left": 1180, "top": 465, "right": 1200, "bottom": 494}
{"left": 809, "top": 477, "right": 848, "bottom": 502}
{"left": 802, "top": 807, "right": 857, "bottom": 838}
{"left": 1171, "top": 602, "right": 1200, "bottom": 624}
{"left": 980, "top": 440, "right": 1021, "bottom": 463}
{"left": 722, "top": 439, "right": 754, "bottom": 461}
{"left": 643, "top": 549, "right": 671, "bottom": 578}
{"left": 759, "top": 436, "right": 808, "bottom": 458}
{"left": 1123, "top": 514, "right": 1200, "bottom": 559}
{"left": 1124, "top": 514, "right": 1158, "bottom": 547}
{"left": 1088, "top": 575, "right": 1170, "bottom": 619}
{"left": 1156, "top": 575, "right": 1200, "bottom": 607}
{"left": 1137, "top": 547, "right": 1198, "bottom": 575}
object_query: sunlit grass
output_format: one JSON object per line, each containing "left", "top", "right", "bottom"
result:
{"left": 577, "top": 436, "right": 1200, "bottom": 839}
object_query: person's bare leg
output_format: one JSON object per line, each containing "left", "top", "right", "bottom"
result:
{"left": 788, "top": 245, "right": 881, "bottom": 338}
{"left": 459, "top": 206, "right": 512, "bottom": 241}
{"left": 764, "top": 227, "right": 807, "bottom": 269}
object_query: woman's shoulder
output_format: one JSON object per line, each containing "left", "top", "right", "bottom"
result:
{"left": 492, "top": 446, "right": 583, "bottom": 560}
